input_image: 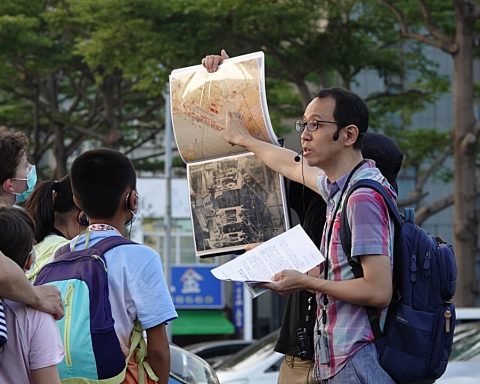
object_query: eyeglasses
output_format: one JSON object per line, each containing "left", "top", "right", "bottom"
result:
{"left": 295, "top": 120, "right": 345, "bottom": 133}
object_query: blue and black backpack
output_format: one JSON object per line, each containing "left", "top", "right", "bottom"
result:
{"left": 34, "top": 236, "right": 138, "bottom": 383}
{"left": 340, "top": 179, "right": 457, "bottom": 384}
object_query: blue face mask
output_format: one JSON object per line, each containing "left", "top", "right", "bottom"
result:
{"left": 12, "top": 165, "right": 37, "bottom": 203}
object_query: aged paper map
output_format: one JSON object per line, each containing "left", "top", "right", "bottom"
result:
{"left": 169, "top": 52, "right": 289, "bottom": 258}
{"left": 170, "top": 52, "right": 278, "bottom": 162}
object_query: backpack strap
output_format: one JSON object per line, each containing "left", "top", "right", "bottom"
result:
{"left": 90, "top": 236, "right": 137, "bottom": 256}
{"left": 127, "top": 320, "right": 159, "bottom": 384}
{"left": 339, "top": 179, "right": 402, "bottom": 339}
{"left": 53, "top": 236, "right": 136, "bottom": 261}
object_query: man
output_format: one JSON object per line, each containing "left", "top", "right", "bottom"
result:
{"left": 204, "top": 50, "right": 396, "bottom": 384}
{"left": 277, "top": 132, "right": 403, "bottom": 384}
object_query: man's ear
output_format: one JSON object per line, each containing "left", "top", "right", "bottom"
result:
{"left": 344, "top": 124, "right": 360, "bottom": 147}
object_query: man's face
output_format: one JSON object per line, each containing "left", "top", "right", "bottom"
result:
{"left": 300, "top": 97, "right": 342, "bottom": 168}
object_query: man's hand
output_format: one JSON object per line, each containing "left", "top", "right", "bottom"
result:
{"left": 220, "top": 111, "right": 254, "bottom": 147}
{"left": 263, "top": 269, "right": 310, "bottom": 295}
{"left": 201, "top": 49, "right": 229, "bottom": 73}
{"left": 31, "top": 285, "right": 64, "bottom": 320}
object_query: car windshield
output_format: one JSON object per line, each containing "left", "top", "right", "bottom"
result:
{"left": 450, "top": 321, "right": 480, "bottom": 361}
{"left": 216, "top": 330, "right": 280, "bottom": 371}
{"left": 170, "top": 344, "right": 219, "bottom": 384}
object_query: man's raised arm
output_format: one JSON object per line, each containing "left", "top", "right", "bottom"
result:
{"left": 202, "top": 50, "right": 322, "bottom": 191}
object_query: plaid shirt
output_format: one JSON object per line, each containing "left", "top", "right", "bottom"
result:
{"left": 314, "top": 160, "right": 396, "bottom": 380}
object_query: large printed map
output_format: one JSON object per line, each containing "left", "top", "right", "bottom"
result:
{"left": 169, "top": 52, "right": 288, "bottom": 257}
{"left": 169, "top": 52, "right": 278, "bottom": 163}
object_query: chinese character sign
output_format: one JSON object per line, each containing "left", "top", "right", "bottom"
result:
{"left": 170, "top": 265, "right": 224, "bottom": 309}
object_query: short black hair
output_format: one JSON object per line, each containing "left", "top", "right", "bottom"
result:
{"left": 0, "top": 127, "right": 28, "bottom": 184}
{"left": 315, "top": 88, "right": 369, "bottom": 149}
{"left": 25, "top": 174, "right": 77, "bottom": 243}
{"left": 362, "top": 132, "right": 404, "bottom": 193}
{"left": 0, "top": 207, "right": 35, "bottom": 268}
{"left": 70, "top": 148, "right": 136, "bottom": 219}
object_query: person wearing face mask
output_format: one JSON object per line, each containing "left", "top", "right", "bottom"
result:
{"left": 0, "top": 126, "right": 63, "bottom": 357}
{"left": 24, "top": 174, "right": 89, "bottom": 281}
{"left": 0, "top": 127, "right": 37, "bottom": 207}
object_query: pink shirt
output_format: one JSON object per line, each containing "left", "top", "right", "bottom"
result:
{"left": 0, "top": 300, "right": 64, "bottom": 383}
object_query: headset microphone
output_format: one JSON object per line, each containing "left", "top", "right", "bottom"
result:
{"left": 294, "top": 150, "right": 303, "bottom": 162}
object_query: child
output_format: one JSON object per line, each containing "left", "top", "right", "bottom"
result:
{"left": 0, "top": 207, "right": 64, "bottom": 384}
{"left": 25, "top": 174, "right": 88, "bottom": 280}
{"left": 57, "top": 148, "right": 176, "bottom": 384}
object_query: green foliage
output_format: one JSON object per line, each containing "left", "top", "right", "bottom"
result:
{"left": 0, "top": 0, "right": 457, "bottom": 181}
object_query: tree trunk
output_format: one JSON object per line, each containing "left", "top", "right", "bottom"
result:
{"left": 46, "top": 73, "right": 67, "bottom": 178}
{"left": 101, "top": 72, "right": 123, "bottom": 149}
{"left": 452, "top": 1, "right": 478, "bottom": 306}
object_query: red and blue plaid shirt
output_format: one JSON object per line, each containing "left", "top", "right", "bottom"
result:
{"left": 314, "top": 160, "right": 396, "bottom": 380}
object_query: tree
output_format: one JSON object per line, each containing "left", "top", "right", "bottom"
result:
{"left": 0, "top": 0, "right": 461, "bottom": 232}
{"left": 381, "top": 0, "right": 479, "bottom": 305}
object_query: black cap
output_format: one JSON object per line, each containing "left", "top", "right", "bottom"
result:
{"left": 361, "top": 132, "right": 404, "bottom": 193}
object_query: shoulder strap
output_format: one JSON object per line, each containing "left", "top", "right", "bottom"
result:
{"left": 339, "top": 179, "right": 401, "bottom": 340}
{"left": 53, "top": 236, "right": 136, "bottom": 261}
{"left": 340, "top": 179, "right": 401, "bottom": 263}
{"left": 91, "top": 236, "right": 137, "bottom": 254}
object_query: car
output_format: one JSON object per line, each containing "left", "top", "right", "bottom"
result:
{"left": 184, "top": 339, "right": 255, "bottom": 368}
{"left": 436, "top": 308, "right": 480, "bottom": 384}
{"left": 214, "top": 330, "right": 283, "bottom": 384}
{"left": 214, "top": 308, "right": 480, "bottom": 384}
{"left": 169, "top": 344, "right": 220, "bottom": 384}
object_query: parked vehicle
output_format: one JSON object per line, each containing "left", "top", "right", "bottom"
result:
{"left": 215, "top": 330, "right": 282, "bottom": 384}
{"left": 184, "top": 339, "right": 255, "bottom": 368}
{"left": 436, "top": 309, "right": 480, "bottom": 384}
{"left": 215, "top": 309, "right": 480, "bottom": 384}
{"left": 169, "top": 344, "right": 220, "bottom": 384}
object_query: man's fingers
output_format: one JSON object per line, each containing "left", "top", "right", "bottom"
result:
{"left": 221, "top": 49, "right": 230, "bottom": 60}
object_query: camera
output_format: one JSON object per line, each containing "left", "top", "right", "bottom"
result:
{"left": 295, "top": 327, "right": 312, "bottom": 359}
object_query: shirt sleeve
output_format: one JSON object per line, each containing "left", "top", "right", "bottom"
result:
{"left": 126, "top": 246, "right": 178, "bottom": 330}
{"left": 28, "top": 309, "right": 65, "bottom": 370}
{"left": 346, "top": 188, "right": 393, "bottom": 258}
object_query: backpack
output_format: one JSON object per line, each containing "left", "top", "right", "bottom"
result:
{"left": 34, "top": 236, "right": 140, "bottom": 383}
{"left": 340, "top": 179, "right": 457, "bottom": 384}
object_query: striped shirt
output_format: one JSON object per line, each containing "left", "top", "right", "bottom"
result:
{"left": 0, "top": 299, "right": 6, "bottom": 346}
{"left": 314, "top": 160, "right": 396, "bottom": 380}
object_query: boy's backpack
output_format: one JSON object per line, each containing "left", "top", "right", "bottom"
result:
{"left": 34, "top": 236, "right": 139, "bottom": 383}
{"left": 340, "top": 179, "right": 457, "bottom": 384}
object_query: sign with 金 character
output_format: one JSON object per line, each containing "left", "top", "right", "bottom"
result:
{"left": 170, "top": 265, "right": 224, "bottom": 309}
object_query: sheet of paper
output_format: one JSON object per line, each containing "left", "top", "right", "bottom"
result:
{"left": 211, "top": 225, "right": 324, "bottom": 283}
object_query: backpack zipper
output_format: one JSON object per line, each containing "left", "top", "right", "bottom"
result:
{"left": 63, "top": 283, "right": 75, "bottom": 367}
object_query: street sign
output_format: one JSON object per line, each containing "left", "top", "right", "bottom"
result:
{"left": 232, "top": 281, "right": 244, "bottom": 332}
{"left": 170, "top": 265, "right": 224, "bottom": 309}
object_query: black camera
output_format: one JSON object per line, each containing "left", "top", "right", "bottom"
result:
{"left": 295, "top": 327, "right": 312, "bottom": 359}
